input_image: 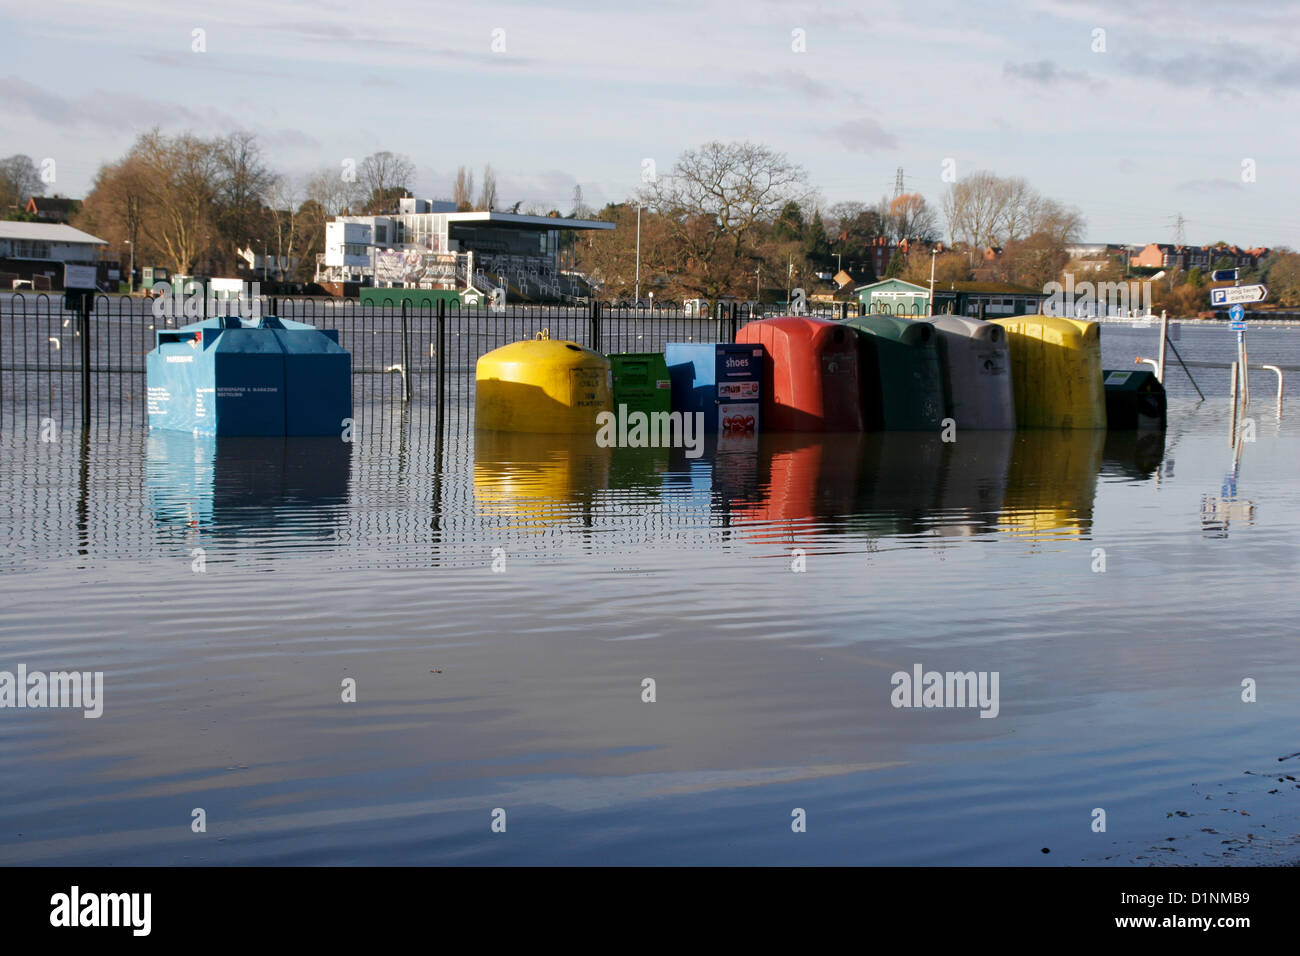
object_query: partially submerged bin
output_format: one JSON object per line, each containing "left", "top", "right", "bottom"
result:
{"left": 1102, "top": 368, "right": 1167, "bottom": 430}
{"left": 665, "top": 342, "right": 763, "bottom": 434}
{"left": 991, "top": 316, "right": 1105, "bottom": 429}
{"left": 845, "top": 315, "right": 944, "bottom": 430}
{"left": 476, "top": 333, "right": 612, "bottom": 433}
{"left": 145, "top": 315, "right": 351, "bottom": 436}
{"left": 735, "top": 316, "right": 864, "bottom": 431}
{"left": 608, "top": 352, "right": 671, "bottom": 417}
{"left": 929, "top": 315, "right": 1016, "bottom": 430}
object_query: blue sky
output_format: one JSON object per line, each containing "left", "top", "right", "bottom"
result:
{"left": 2, "top": 0, "right": 1298, "bottom": 247}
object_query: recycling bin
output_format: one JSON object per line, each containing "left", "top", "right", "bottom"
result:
{"left": 608, "top": 352, "right": 672, "bottom": 417}
{"left": 476, "top": 332, "right": 612, "bottom": 434}
{"left": 845, "top": 315, "right": 944, "bottom": 430}
{"left": 735, "top": 316, "right": 864, "bottom": 432}
{"left": 1102, "top": 368, "right": 1167, "bottom": 430}
{"left": 665, "top": 342, "right": 763, "bottom": 435}
{"left": 929, "top": 315, "right": 1016, "bottom": 430}
{"left": 145, "top": 315, "right": 351, "bottom": 436}
{"left": 991, "top": 316, "right": 1105, "bottom": 429}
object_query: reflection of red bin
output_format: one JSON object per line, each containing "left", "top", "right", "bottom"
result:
{"left": 735, "top": 316, "right": 864, "bottom": 432}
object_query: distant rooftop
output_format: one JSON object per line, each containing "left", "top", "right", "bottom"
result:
{"left": 0, "top": 222, "right": 107, "bottom": 244}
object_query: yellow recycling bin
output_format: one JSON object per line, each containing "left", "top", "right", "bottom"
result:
{"left": 475, "top": 331, "right": 612, "bottom": 433}
{"left": 991, "top": 316, "right": 1105, "bottom": 429}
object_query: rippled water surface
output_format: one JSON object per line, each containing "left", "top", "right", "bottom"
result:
{"left": 1, "top": 324, "right": 1298, "bottom": 865}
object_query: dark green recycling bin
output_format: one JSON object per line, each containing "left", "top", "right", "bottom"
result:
{"left": 1102, "top": 369, "right": 1167, "bottom": 429}
{"left": 608, "top": 352, "right": 671, "bottom": 415}
{"left": 845, "top": 315, "right": 944, "bottom": 431}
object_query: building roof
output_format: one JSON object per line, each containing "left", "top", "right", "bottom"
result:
{"left": 0, "top": 221, "right": 107, "bottom": 244}
{"left": 444, "top": 211, "right": 615, "bottom": 231}
{"left": 854, "top": 277, "right": 929, "bottom": 293}
{"left": 933, "top": 281, "right": 1044, "bottom": 295}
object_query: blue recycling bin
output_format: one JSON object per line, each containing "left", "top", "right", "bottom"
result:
{"left": 665, "top": 343, "right": 763, "bottom": 434}
{"left": 146, "top": 316, "right": 351, "bottom": 436}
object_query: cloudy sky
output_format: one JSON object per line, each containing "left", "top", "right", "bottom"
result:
{"left": 2, "top": 0, "right": 1298, "bottom": 247}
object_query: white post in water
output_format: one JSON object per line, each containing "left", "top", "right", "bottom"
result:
{"left": 1229, "top": 360, "right": 1239, "bottom": 446}
{"left": 1157, "top": 309, "right": 1168, "bottom": 383}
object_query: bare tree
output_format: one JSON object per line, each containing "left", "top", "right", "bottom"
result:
{"left": 266, "top": 175, "right": 306, "bottom": 282}
{"left": 453, "top": 166, "right": 474, "bottom": 211}
{"left": 644, "top": 141, "right": 812, "bottom": 299}
{"left": 360, "top": 151, "right": 414, "bottom": 212}
{"left": 943, "top": 171, "right": 1084, "bottom": 253}
{"left": 0, "top": 154, "right": 42, "bottom": 208}
{"left": 478, "top": 165, "right": 498, "bottom": 211}
{"left": 304, "top": 166, "right": 362, "bottom": 217}
{"left": 214, "top": 132, "right": 275, "bottom": 260}
{"left": 128, "top": 130, "right": 221, "bottom": 275}
{"left": 1029, "top": 197, "right": 1085, "bottom": 246}
{"left": 888, "top": 193, "right": 939, "bottom": 242}
{"left": 942, "top": 170, "right": 1005, "bottom": 251}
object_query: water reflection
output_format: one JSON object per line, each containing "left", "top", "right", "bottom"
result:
{"left": 146, "top": 431, "right": 351, "bottom": 534}
{"left": 473, "top": 431, "right": 612, "bottom": 529}
{"left": 998, "top": 430, "right": 1105, "bottom": 540}
{"left": 470, "top": 427, "right": 1151, "bottom": 546}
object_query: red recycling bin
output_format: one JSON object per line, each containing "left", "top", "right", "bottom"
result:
{"left": 735, "top": 316, "right": 864, "bottom": 432}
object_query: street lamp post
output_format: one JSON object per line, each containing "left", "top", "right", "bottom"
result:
{"left": 125, "top": 239, "right": 134, "bottom": 295}
{"left": 928, "top": 247, "right": 937, "bottom": 318}
{"left": 262, "top": 241, "right": 268, "bottom": 284}
{"left": 634, "top": 202, "right": 642, "bottom": 304}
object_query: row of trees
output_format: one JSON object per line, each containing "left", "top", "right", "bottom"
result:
{"left": 57, "top": 132, "right": 1300, "bottom": 306}
{"left": 574, "top": 143, "right": 1088, "bottom": 301}
{"left": 75, "top": 131, "right": 432, "bottom": 278}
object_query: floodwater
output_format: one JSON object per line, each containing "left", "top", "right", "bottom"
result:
{"left": 0, "top": 324, "right": 1298, "bottom": 865}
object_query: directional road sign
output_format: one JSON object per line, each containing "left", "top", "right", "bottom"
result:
{"left": 1210, "top": 284, "right": 1267, "bottom": 306}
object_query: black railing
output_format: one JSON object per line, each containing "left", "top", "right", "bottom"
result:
{"left": 0, "top": 294, "right": 851, "bottom": 430}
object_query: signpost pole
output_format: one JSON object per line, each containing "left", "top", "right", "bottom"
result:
{"left": 1157, "top": 309, "right": 1168, "bottom": 383}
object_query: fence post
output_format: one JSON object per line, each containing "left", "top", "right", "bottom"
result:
{"left": 728, "top": 302, "right": 739, "bottom": 342}
{"left": 400, "top": 299, "right": 411, "bottom": 402}
{"left": 79, "top": 294, "right": 92, "bottom": 426}
{"left": 589, "top": 299, "right": 601, "bottom": 353}
{"left": 436, "top": 298, "right": 446, "bottom": 422}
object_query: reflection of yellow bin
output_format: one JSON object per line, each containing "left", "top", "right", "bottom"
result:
{"left": 475, "top": 333, "right": 612, "bottom": 433}
{"left": 991, "top": 316, "right": 1104, "bottom": 429}
{"left": 998, "top": 430, "right": 1104, "bottom": 540}
{"left": 473, "top": 431, "right": 611, "bottom": 529}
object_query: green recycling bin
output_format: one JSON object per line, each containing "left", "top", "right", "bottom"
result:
{"left": 608, "top": 352, "right": 672, "bottom": 416}
{"left": 845, "top": 315, "right": 944, "bottom": 431}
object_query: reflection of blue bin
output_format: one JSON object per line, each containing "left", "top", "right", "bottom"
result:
{"left": 146, "top": 431, "right": 351, "bottom": 532}
{"left": 665, "top": 343, "right": 764, "bottom": 434}
{"left": 146, "top": 316, "right": 351, "bottom": 436}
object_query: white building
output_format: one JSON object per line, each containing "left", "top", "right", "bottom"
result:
{"left": 315, "top": 197, "right": 614, "bottom": 302}
{"left": 0, "top": 221, "right": 108, "bottom": 289}
{"left": 0, "top": 221, "right": 106, "bottom": 264}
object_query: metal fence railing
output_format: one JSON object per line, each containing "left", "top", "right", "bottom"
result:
{"left": 0, "top": 293, "right": 854, "bottom": 430}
